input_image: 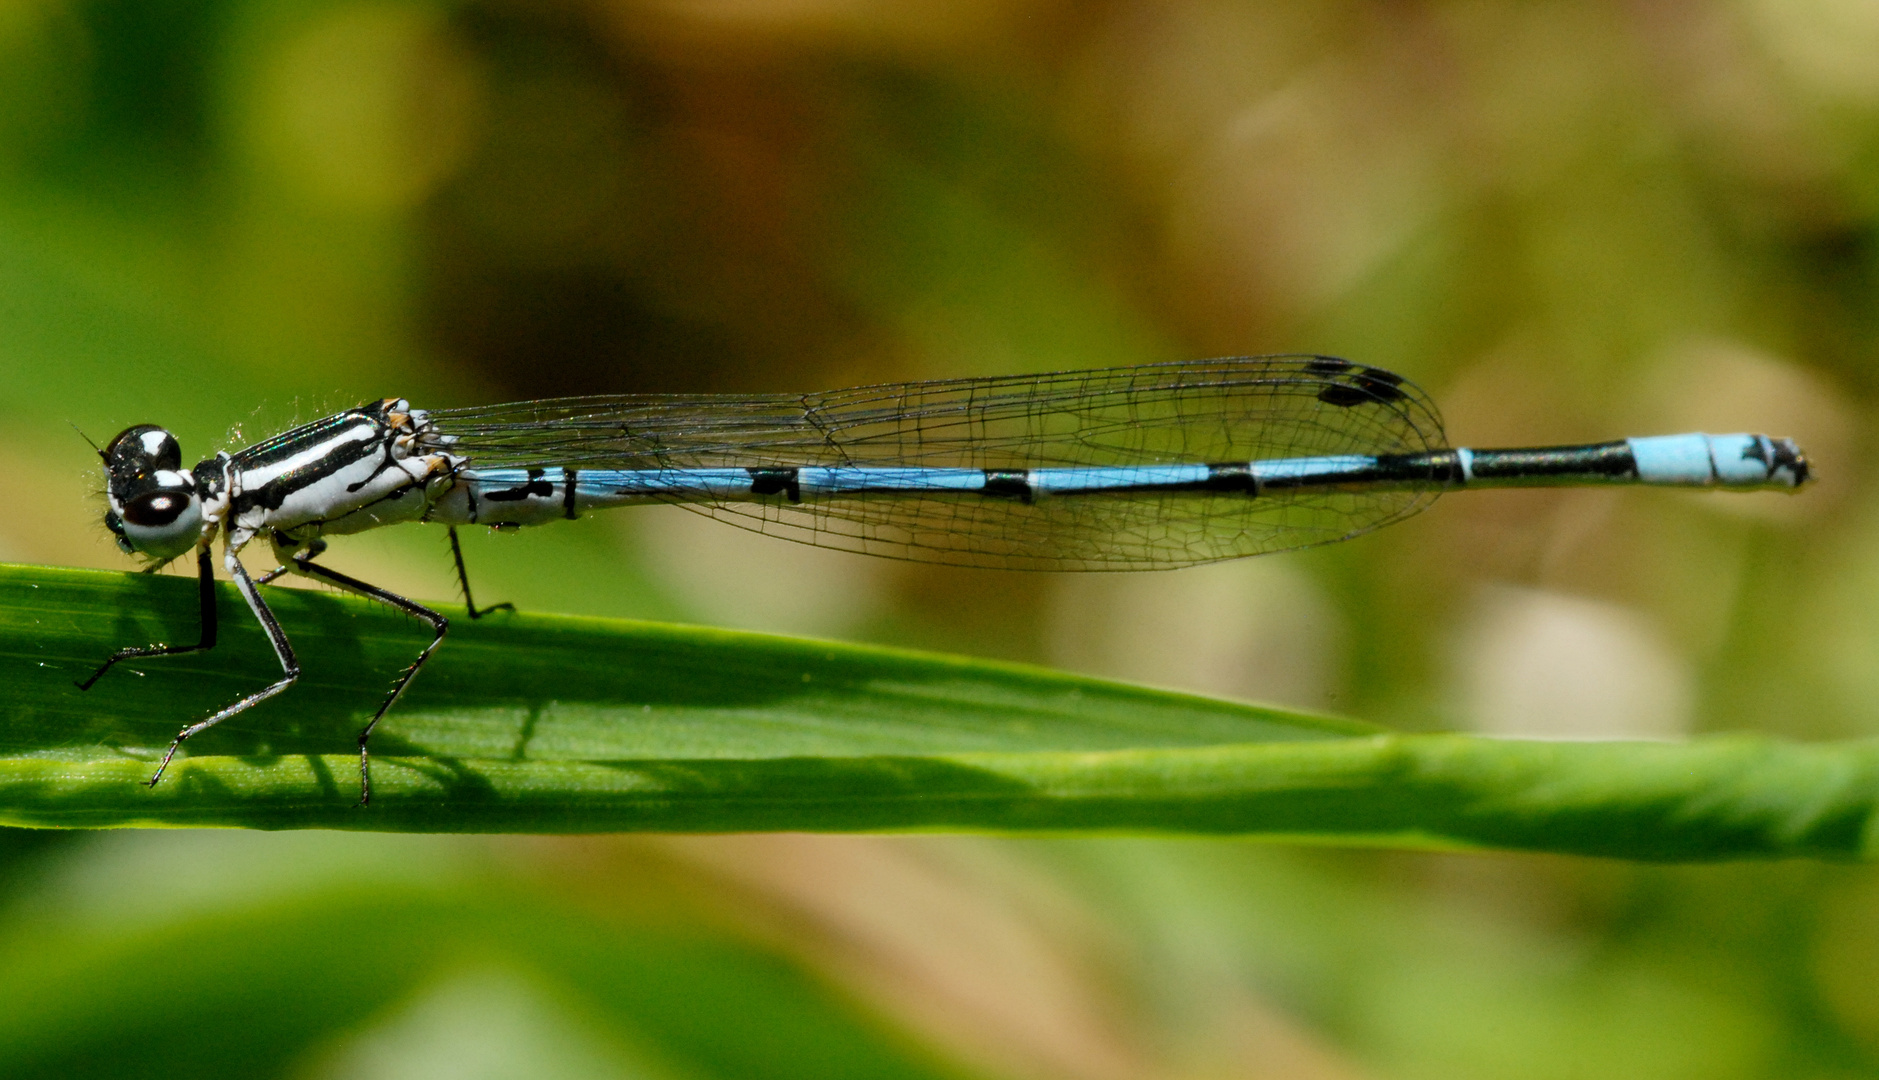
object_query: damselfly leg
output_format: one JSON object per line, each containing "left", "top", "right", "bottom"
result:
{"left": 81, "top": 536, "right": 446, "bottom": 803}
{"left": 278, "top": 547, "right": 448, "bottom": 805}
{"left": 254, "top": 538, "right": 324, "bottom": 586}
{"left": 145, "top": 546, "right": 302, "bottom": 789}
{"left": 76, "top": 546, "right": 219, "bottom": 691}
{"left": 448, "top": 526, "right": 513, "bottom": 620}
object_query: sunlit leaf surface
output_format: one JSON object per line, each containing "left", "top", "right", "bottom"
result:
{"left": 3, "top": 564, "right": 1872, "bottom": 858}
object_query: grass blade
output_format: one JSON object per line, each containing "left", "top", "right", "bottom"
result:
{"left": 1, "top": 564, "right": 1872, "bottom": 858}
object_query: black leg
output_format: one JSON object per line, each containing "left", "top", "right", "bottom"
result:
{"left": 77, "top": 546, "right": 219, "bottom": 690}
{"left": 449, "top": 526, "right": 513, "bottom": 619}
{"left": 288, "top": 552, "right": 448, "bottom": 806}
{"left": 148, "top": 548, "right": 300, "bottom": 787}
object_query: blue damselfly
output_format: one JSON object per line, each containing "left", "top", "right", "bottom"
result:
{"left": 85, "top": 356, "right": 1810, "bottom": 801}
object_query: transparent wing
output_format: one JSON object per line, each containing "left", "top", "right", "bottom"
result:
{"left": 427, "top": 355, "right": 1448, "bottom": 570}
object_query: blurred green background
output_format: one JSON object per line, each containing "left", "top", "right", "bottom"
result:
{"left": 2, "top": 0, "right": 1877, "bottom": 1076}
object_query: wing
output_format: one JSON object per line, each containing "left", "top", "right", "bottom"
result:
{"left": 426, "top": 355, "right": 1448, "bottom": 570}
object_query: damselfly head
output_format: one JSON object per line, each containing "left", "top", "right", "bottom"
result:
{"left": 101, "top": 425, "right": 203, "bottom": 561}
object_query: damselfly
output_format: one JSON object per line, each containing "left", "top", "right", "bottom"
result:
{"left": 83, "top": 356, "right": 1810, "bottom": 802}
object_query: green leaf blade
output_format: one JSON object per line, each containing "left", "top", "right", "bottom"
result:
{"left": 3, "top": 563, "right": 1876, "bottom": 860}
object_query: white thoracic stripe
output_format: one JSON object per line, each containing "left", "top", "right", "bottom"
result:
{"left": 234, "top": 423, "right": 377, "bottom": 492}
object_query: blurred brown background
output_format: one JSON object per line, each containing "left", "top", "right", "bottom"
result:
{"left": 1, "top": 1, "right": 1876, "bottom": 1077}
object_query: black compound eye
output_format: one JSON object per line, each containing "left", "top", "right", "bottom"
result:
{"left": 124, "top": 490, "right": 189, "bottom": 528}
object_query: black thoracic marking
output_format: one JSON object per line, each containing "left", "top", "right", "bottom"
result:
{"left": 344, "top": 408, "right": 416, "bottom": 494}
{"left": 482, "top": 467, "right": 555, "bottom": 502}
{"left": 563, "top": 468, "right": 580, "bottom": 519}
{"left": 263, "top": 478, "right": 431, "bottom": 539}
{"left": 981, "top": 470, "right": 1034, "bottom": 503}
{"left": 748, "top": 467, "right": 802, "bottom": 502}
{"left": 237, "top": 418, "right": 387, "bottom": 513}
{"left": 232, "top": 406, "right": 408, "bottom": 512}
{"left": 346, "top": 439, "right": 410, "bottom": 493}
{"left": 1202, "top": 463, "right": 1260, "bottom": 494}
{"left": 1303, "top": 357, "right": 1354, "bottom": 375}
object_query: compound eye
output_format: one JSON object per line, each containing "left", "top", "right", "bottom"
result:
{"left": 124, "top": 490, "right": 190, "bottom": 528}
